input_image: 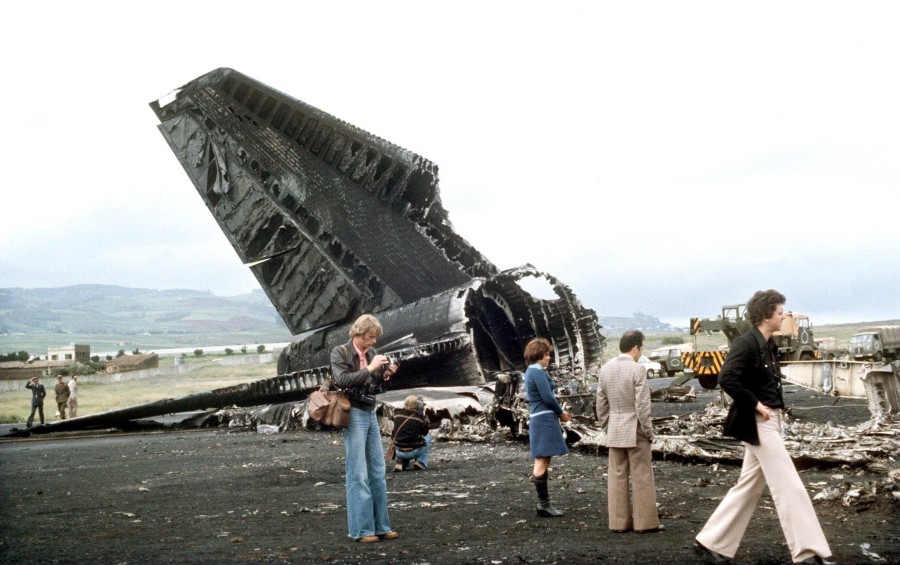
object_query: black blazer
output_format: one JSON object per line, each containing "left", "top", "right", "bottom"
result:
{"left": 720, "top": 328, "right": 783, "bottom": 445}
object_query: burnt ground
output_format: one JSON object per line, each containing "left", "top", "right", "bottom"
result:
{"left": 0, "top": 382, "right": 897, "bottom": 565}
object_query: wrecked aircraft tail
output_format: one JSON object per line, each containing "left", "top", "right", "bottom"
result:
{"left": 149, "top": 67, "right": 498, "bottom": 334}
{"left": 149, "top": 67, "right": 605, "bottom": 392}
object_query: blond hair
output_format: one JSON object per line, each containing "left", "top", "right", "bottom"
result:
{"left": 349, "top": 314, "right": 383, "bottom": 338}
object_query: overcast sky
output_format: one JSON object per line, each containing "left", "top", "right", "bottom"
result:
{"left": 2, "top": 1, "right": 898, "bottom": 327}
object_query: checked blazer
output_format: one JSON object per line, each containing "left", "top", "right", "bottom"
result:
{"left": 596, "top": 354, "right": 654, "bottom": 447}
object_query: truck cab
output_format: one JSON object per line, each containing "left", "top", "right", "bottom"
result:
{"left": 773, "top": 312, "right": 818, "bottom": 361}
{"left": 850, "top": 332, "right": 879, "bottom": 361}
{"left": 648, "top": 343, "right": 694, "bottom": 377}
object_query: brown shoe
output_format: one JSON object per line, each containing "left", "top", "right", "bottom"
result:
{"left": 379, "top": 531, "right": 399, "bottom": 540}
{"left": 356, "top": 535, "right": 379, "bottom": 543}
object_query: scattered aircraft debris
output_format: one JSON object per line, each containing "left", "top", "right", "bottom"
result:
{"left": 567, "top": 409, "right": 899, "bottom": 470}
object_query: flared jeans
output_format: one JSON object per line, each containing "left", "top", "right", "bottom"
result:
{"left": 344, "top": 407, "right": 392, "bottom": 539}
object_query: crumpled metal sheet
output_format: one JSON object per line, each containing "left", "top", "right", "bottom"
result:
{"left": 780, "top": 359, "right": 898, "bottom": 399}
{"left": 567, "top": 404, "right": 900, "bottom": 468}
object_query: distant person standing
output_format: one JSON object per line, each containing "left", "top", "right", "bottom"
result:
{"left": 54, "top": 374, "right": 70, "bottom": 420}
{"left": 67, "top": 375, "right": 79, "bottom": 418}
{"left": 25, "top": 376, "right": 46, "bottom": 428}
{"left": 524, "top": 337, "right": 571, "bottom": 518}
{"left": 694, "top": 290, "right": 834, "bottom": 565}
{"left": 596, "top": 330, "right": 663, "bottom": 534}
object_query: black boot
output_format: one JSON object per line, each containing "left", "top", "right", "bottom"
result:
{"left": 531, "top": 472, "right": 564, "bottom": 517}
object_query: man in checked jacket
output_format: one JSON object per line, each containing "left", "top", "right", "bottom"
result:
{"left": 595, "top": 330, "right": 663, "bottom": 534}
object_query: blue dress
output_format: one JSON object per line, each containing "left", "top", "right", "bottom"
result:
{"left": 525, "top": 364, "right": 569, "bottom": 458}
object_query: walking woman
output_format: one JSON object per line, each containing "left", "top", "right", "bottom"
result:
{"left": 694, "top": 290, "right": 834, "bottom": 565}
{"left": 331, "top": 314, "right": 399, "bottom": 543}
{"left": 524, "top": 337, "right": 571, "bottom": 517}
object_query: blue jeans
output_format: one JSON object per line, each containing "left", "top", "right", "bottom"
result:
{"left": 344, "top": 407, "right": 391, "bottom": 539}
{"left": 395, "top": 434, "right": 432, "bottom": 467}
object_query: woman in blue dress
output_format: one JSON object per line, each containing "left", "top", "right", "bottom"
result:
{"left": 524, "top": 337, "right": 571, "bottom": 517}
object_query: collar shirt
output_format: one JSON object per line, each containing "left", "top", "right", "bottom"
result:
{"left": 352, "top": 343, "right": 368, "bottom": 370}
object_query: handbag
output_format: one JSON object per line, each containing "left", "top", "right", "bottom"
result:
{"left": 307, "top": 380, "right": 351, "bottom": 428}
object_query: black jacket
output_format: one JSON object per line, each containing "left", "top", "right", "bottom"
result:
{"left": 391, "top": 408, "right": 428, "bottom": 449}
{"left": 26, "top": 382, "right": 46, "bottom": 407}
{"left": 330, "top": 340, "right": 384, "bottom": 411}
{"left": 720, "top": 327, "right": 785, "bottom": 445}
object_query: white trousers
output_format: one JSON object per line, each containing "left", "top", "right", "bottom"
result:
{"left": 695, "top": 412, "right": 831, "bottom": 562}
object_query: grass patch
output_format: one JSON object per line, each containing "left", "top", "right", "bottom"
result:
{"left": 0, "top": 361, "right": 278, "bottom": 424}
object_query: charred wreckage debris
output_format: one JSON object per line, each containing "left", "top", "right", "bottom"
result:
{"left": 7, "top": 68, "right": 899, "bottom": 471}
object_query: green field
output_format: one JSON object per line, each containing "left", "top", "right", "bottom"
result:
{"left": 0, "top": 359, "right": 280, "bottom": 424}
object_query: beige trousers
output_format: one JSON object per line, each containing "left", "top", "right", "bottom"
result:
{"left": 695, "top": 412, "right": 831, "bottom": 562}
{"left": 607, "top": 430, "right": 658, "bottom": 531}
{"left": 68, "top": 398, "right": 78, "bottom": 418}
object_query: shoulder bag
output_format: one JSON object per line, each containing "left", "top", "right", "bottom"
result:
{"left": 307, "top": 378, "right": 351, "bottom": 428}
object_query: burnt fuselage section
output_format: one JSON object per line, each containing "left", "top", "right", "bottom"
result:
{"left": 150, "top": 68, "right": 604, "bottom": 391}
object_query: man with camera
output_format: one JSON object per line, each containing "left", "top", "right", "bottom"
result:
{"left": 390, "top": 395, "right": 431, "bottom": 471}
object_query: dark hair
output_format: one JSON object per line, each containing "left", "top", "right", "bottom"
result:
{"left": 524, "top": 338, "right": 552, "bottom": 364}
{"left": 619, "top": 330, "right": 645, "bottom": 353}
{"left": 746, "top": 289, "right": 786, "bottom": 326}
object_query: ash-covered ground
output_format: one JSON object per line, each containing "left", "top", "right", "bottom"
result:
{"left": 0, "top": 382, "right": 897, "bottom": 564}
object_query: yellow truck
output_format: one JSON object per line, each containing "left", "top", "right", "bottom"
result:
{"left": 679, "top": 304, "right": 819, "bottom": 389}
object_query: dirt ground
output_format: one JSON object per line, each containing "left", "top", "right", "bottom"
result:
{"left": 1, "top": 383, "right": 898, "bottom": 564}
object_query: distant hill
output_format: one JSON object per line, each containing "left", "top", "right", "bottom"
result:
{"left": 599, "top": 312, "right": 681, "bottom": 337}
{"left": 0, "top": 285, "right": 686, "bottom": 353}
{"left": 0, "top": 285, "right": 292, "bottom": 351}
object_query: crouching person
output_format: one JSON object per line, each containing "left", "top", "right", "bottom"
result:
{"left": 392, "top": 395, "right": 431, "bottom": 471}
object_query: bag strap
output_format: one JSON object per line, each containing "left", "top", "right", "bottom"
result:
{"left": 388, "top": 414, "right": 421, "bottom": 451}
{"left": 322, "top": 344, "right": 353, "bottom": 393}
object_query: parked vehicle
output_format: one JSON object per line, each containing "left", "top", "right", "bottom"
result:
{"left": 647, "top": 343, "right": 694, "bottom": 377}
{"left": 679, "top": 304, "right": 820, "bottom": 389}
{"left": 815, "top": 337, "right": 848, "bottom": 360}
{"left": 638, "top": 356, "right": 663, "bottom": 379}
{"left": 849, "top": 326, "right": 900, "bottom": 362}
